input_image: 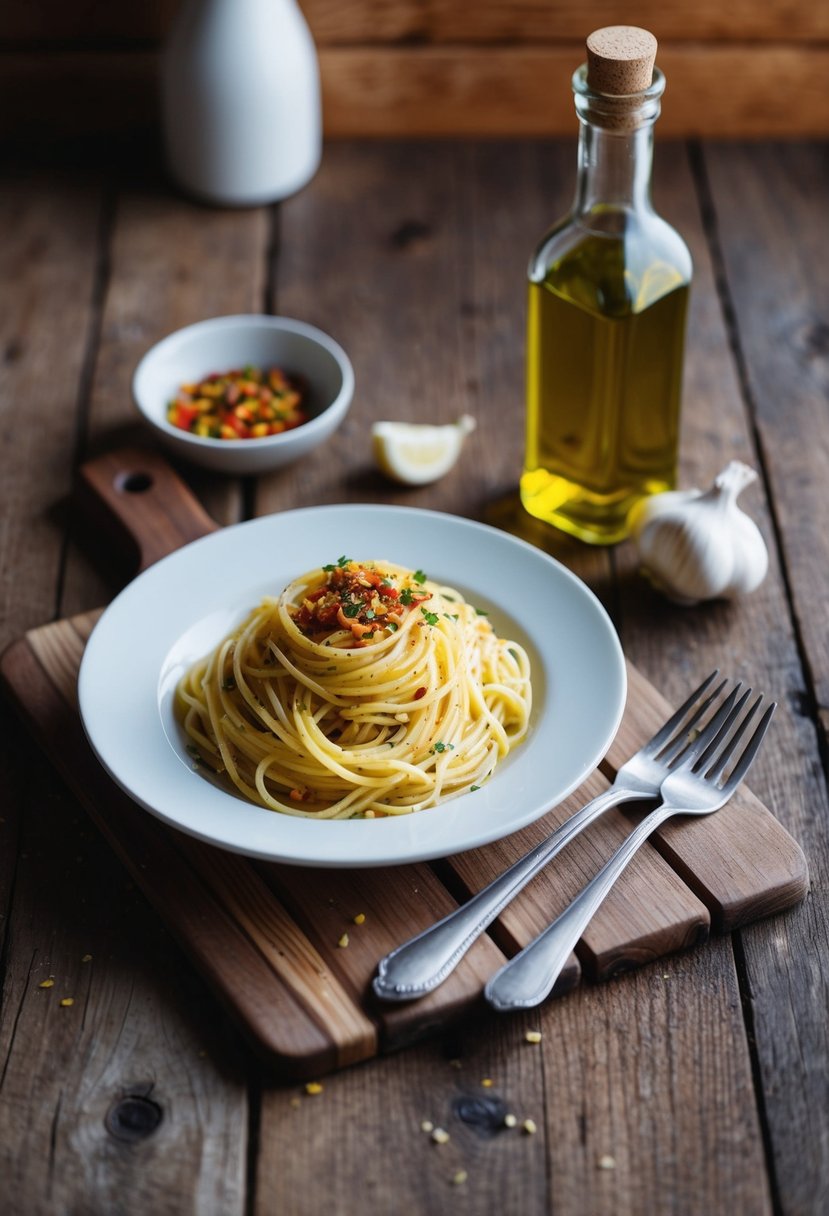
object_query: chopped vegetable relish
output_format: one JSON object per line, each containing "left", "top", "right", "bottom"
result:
{"left": 292, "top": 560, "right": 431, "bottom": 640}
{"left": 167, "top": 365, "right": 308, "bottom": 440}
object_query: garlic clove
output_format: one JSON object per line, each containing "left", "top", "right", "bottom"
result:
{"left": 629, "top": 461, "right": 768, "bottom": 605}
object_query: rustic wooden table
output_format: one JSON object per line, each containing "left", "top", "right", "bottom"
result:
{"left": 1, "top": 139, "right": 827, "bottom": 1215}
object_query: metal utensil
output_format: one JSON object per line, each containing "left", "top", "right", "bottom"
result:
{"left": 485, "top": 683, "right": 775, "bottom": 1012}
{"left": 373, "top": 671, "right": 723, "bottom": 1002}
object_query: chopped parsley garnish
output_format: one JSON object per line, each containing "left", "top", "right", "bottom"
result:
{"left": 386, "top": 621, "right": 399, "bottom": 632}
{"left": 342, "top": 600, "right": 362, "bottom": 618}
{"left": 430, "top": 741, "right": 454, "bottom": 754}
{"left": 421, "top": 608, "right": 439, "bottom": 626}
{"left": 400, "top": 587, "right": 415, "bottom": 606}
{"left": 322, "top": 555, "right": 352, "bottom": 572}
{"left": 470, "top": 784, "right": 480, "bottom": 791}
{"left": 413, "top": 569, "right": 428, "bottom": 585}
{"left": 475, "top": 607, "right": 489, "bottom": 616}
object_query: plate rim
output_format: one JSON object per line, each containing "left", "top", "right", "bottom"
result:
{"left": 78, "top": 503, "right": 627, "bottom": 867}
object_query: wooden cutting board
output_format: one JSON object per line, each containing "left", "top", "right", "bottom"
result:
{"left": 0, "top": 448, "right": 809, "bottom": 1078}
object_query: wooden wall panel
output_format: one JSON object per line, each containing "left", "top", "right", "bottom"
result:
{"left": 3, "top": 0, "right": 827, "bottom": 45}
{"left": 2, "top": 3, "right": 828, "bottom": 137}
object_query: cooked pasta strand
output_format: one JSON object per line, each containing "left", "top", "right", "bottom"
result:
{"left": 176, "top": 561, "right": 531, "bottom": 818}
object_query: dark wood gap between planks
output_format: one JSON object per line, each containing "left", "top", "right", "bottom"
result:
{"left": 243, "top": 1074, "right": 262, "bottom": 1216}
{"left": 731, "top": 929, "right": 784, "bottom": 1216}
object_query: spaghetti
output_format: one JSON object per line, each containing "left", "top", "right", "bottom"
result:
{"left": 176, "top": 559, "right": 532, "bottom": 819}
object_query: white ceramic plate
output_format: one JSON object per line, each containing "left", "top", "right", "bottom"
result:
{"left": 78, "top": 505, "right": 626, "bottom": 867}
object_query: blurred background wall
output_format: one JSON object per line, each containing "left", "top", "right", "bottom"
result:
{"left": 3, "top": 0, "right": 828, "bottom": 141}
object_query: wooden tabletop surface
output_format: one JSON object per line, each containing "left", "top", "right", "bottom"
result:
{"left": 1, "top": 139, "right": 827, "bottom": 1215}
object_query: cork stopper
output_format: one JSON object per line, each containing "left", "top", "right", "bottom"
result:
{"left": 586, "top": 26, "right": 657, "bottom": 96}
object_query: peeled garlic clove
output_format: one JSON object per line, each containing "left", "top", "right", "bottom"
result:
{"left": 629, "top": 461, "right": 768, "bottom": 605}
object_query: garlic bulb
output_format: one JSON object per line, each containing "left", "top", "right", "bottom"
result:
{"left": 629, "top": 461, "right": 768, "bottom": 605}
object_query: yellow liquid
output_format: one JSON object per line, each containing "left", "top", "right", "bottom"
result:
{"left": 522, "top": 232, "right": 689, "bottom": 544}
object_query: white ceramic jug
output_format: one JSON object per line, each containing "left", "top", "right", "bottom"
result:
{"left": 161, "top": 0, "right": 322, "bottom": 206}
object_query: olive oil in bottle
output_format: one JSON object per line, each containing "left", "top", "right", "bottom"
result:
{"left": 521, "top": 27, "right": 692, "bottom": 545}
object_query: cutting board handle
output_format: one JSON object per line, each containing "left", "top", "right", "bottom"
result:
{"left": 79, "top": 446, "right": 219, "bottom": 573}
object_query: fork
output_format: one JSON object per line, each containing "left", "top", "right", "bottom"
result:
{"left": 484, "top": 683, "right": 775, "bottom": 1012}
{"left": 373, "top": 670, "right": 723, "bottom": 1003}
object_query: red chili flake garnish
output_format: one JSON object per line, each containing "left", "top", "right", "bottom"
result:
{"left": 293, "top": 563, "right": 430, "bottom": 641}
{"left": 414, "top": 687, "right": 427, "bottom": 700}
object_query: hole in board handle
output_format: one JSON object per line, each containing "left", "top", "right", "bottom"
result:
{"left": 116, "top": 471, "right": 154, "bottom": 494}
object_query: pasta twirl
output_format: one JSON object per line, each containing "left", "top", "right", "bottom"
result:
{"left": 176, "top": 560, "right": 532, "bottom": 819}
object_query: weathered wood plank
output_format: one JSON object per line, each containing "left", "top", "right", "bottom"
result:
{"left": 0, "top": 731, "right": 248, "bottom": 1215}
{"left": 3, "top": 0, "right": 827, "bottom": 46}
{"left": 4, "top": 46, "right": 829, "bottom": 141}
{"left": 0, "top": 169, "right": 101, "bottom": 647}
{"left": 537, "top": 943, "right": 772, "bottom": 1216}
{"left": 426, "top": 0, "right": 829, "bottom": 42}
{"left": 256, "top": 1012, "right": 552, "bottom": 1216}
{"left": 317, "top": 46, "right": 829, "bottom": 137}
{"left": 0, "top": 164, "right": 101, "bottom": 999}
{"left": 256, "top": 941, "right": 770, "bottom": 1216}
{"left": 0, "top": 169, "right": 260, "bottom": 1206}
{"left": 60, "top": 177, "right": 269, "bottom": 613}
{"left": 700, "top": 140, "right": 829, "bottom": 1216}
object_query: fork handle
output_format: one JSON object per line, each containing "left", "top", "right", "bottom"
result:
{"left": 372, "top": 786, "right": 645, "bottom": 1002}
{"left": 485, "top": 803, "right": 675, "bottom": 1012}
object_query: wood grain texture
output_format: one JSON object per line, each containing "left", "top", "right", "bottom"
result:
{"left": 256, "top": 1012, "right": 552, "bottom": 1216}
{"left": 425, "top": 0, "right": 829, "bottom": 43}
{"left": 0, "top": 719, "right": 248, "bottom": 1216}
{"left": 261, "top": 862, "right": 511, "bottom": 1052}
{"left": 3, "top": 0, "right": 827, "bottom": 46}
{"left": 60, "top": 176, "right": 269, "bottom": 615}
{"left": 317, "top": 46, "right": 829, "bottom": 137}
{"left": 450, "top": 769, "right": 710, "bottom": 981}
{"left": 702, "top": 141, "right": 829, "bottom": 1216}
{"left": 256, "top": 943, "right": 772, "bottom": 1216}
{"left": 0, "top": 170, "right": 101, "bottom": 648}
{"left": 4, "top": 45, "right": 829, "bottom": 139}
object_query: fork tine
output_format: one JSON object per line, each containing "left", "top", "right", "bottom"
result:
{"left": 674, "top": 683, "right": 743, "bottom": 772}
{"left": 690, "top": 686, "right": 753, "bottom": 773}
{"left": 704, "top": 693, "right": 763, "bottom": 783}
{"left": 646, "top": 670, "right": 720, "bottom": 756}
{"left": 657, "top": 677, "right": 729, "bottom": 765}
{"left": 721, "top": 702, "right": 776, "bottom": 794}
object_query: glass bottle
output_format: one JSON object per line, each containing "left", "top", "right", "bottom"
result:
{"left": 521, "top": 28, "right": 692, "bottom": 545}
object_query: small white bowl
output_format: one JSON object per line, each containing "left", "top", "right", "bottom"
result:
{"left": 132, "top": 315, "right": 354, "bottom": 475}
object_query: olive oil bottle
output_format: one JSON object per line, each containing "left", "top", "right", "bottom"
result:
{"left": 522, "top": 27, "right": 692, "bottom": 545}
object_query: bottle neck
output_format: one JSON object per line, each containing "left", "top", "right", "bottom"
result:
{"left": 570, "top": 64, "right": 663, "bottom": 226}
{"left": 574, "top": 122, "right": 654, "bottom": 218}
